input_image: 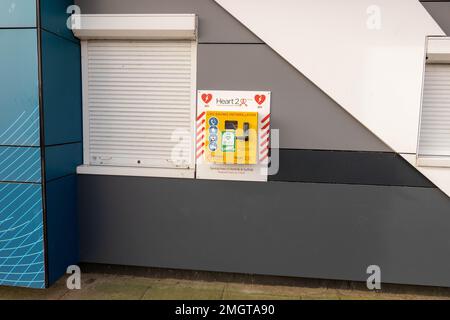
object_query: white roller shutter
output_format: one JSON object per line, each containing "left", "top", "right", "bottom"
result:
{"left": 418, "top": 63, "right": 450, "bottom": 158}
{"left": 82, "top": 40, "right": 196, "bottom": 169}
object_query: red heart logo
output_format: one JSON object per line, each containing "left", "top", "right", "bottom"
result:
{"left": 201, "top": 93, "right": 212, "bottom": 104}
{"left": 255, "top": 94, "right": 266, "bottom": 105}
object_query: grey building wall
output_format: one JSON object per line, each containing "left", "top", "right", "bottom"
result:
{"left": 74, "top": 0, "right": 450, "bottom": 287}
{"left": 78, "top": 175, "right": 450, "bottom": 288}
{"left": 75, "top": 0, "right": 391, "bottom": 151}
{"left": 74, "top": 0, "right": 450, "bottom": 151}
{"left": 76, "top": 0, "right": 261, "bottom": 44}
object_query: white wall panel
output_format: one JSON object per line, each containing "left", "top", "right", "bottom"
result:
{"left": 214, "top": 0, "right": 444, "bottom": 154}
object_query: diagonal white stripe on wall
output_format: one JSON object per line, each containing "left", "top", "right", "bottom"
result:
{"left": 215, "top": 0, "right": 450, "bottom": 197}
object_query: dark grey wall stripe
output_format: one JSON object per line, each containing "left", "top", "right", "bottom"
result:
{"left": 269, "top": 149, "right": 434, "bottom": 188}
{"left": 78, "top": 175, "right": 450, "bottom": 287}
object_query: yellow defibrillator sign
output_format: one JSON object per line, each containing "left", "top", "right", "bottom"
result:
{"left": 205, "top": 111, "right": 258, "bottom": 165}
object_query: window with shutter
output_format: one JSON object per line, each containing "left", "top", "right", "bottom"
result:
{"left": 418, "top": 37, "right": 450, "bottom": 167}
{"left": 80, "top": 40, "right": 197, "bottom": 176}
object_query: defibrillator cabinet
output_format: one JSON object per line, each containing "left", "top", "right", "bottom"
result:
{"left": 196, "top": 90, "right": 271, "bottom": 182}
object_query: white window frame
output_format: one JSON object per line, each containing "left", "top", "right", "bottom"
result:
{"left": 72, "top": 14, "right": 198, "bottom": 178}
{"left": 417, "top": 36, "right": 450, "bottom": 168}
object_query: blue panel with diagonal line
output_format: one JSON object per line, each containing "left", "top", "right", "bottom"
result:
{"left": 0, "top": 147, "right": 41, "bottom": 183}
{"left": 0, "top": 183, "right": 45, "bottom": 289}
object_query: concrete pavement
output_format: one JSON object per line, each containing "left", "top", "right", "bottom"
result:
{"left": 1, "top": 265, "right": 450, "bottom": 300}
